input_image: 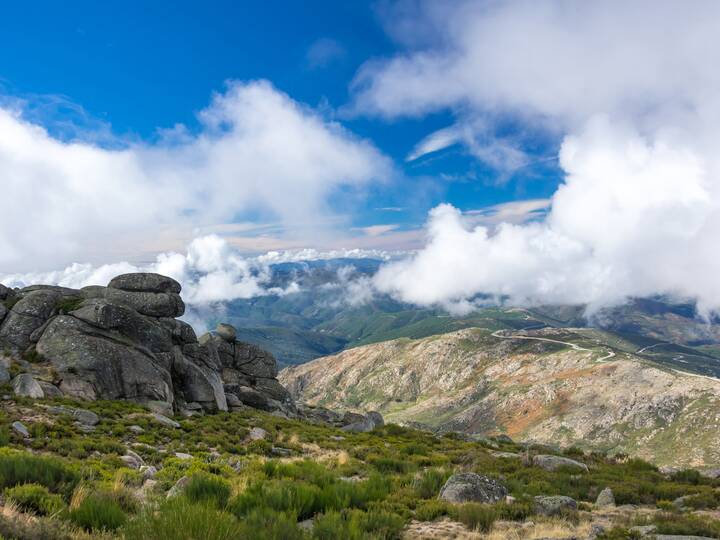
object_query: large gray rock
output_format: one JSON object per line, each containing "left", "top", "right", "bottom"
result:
{"left": 12, "top": 374, "right": 44, "bottom": 399}
{"left": 596, "top": 487, "right": 615, "bottom": 507}
{"left": 108, "top": 273, "right": 181, "bottom": 294}
{"left": 71, "top": 299, "right": 174, "bottom": 353}
{"left": 0, "top": 284, "right": 12, "bottom": 301}
{"left": 533, "top": 454, "right": 588, "bottom": 473}
{"left": 438, "top": 473, "right": 508, "bottom": 504}
{"left": 171, "top": 347, "right": 227, "bottom": 412}
{"left": 82, "top": 286, "right": 184, "bottom": 318}
{"left": 36, "top": 315, "right": 173, "bottom": 405}
{"left": 534, "top": 495, "right": 578, "bottom": 516}
{"left": 0, "top": 289, "right": 62, "bottom": 351}
{"left": 216, "top": 323, "right": 237, "bottom": 342}
{"left": 367, "top": 411, "right": 384, "bottom": 428}
{"left": 0, "top": 303, "right": 7, "bottom": 325}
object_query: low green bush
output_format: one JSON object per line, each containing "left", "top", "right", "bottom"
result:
{"left": 312, "top": 509, "right": 405, "bottom": 540}
{"left": 4, "top": 483, "right": 65, "bottom": 516}
{"left": 185, "top": 473, "right": 232, "bottom": 508}
{"left": 413, "top": 468, "right": 451, "bottom": 499}
{"left": 652, "top": 512, "right": 720, "bottom": 537}
{"left": 123, "top": 497, "right": 244, "bottom": 540}
{"left": 67, "top": 492, "right": 127, "bottom": 532}
{"left": 0, "top": 450, "right": 79, "bottom": 499}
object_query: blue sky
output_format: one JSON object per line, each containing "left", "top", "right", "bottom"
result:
{"left": 6, "top": 1, "right": 717, "bottom": 316}
{"left": 0, "top": 0, "right": 561, "bottom": 244}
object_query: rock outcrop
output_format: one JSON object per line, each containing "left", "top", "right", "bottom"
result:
{"left": 438, "top": 473, "right": 508, "bottom": 504}
{"left": 0, "top": 273, "right": 292, "bottom": 415}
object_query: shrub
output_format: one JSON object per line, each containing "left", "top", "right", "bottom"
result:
{"left": 452, "top": 503, "right": 498, "bottom": 532}
{"left": 414, "top": 500, "right": 452, "bottom": 522}
{"left": 67, "top": 492, "right": 127, "bottom": 532}
{"left": 241, "top": 507, "right": 305, "bottom": 540}
{"left": 123, "top": 497, "right": 244, "bottom": 540}
{"left": 230, "top": 479, "right": 320, "bottom": 520}
{"left": 413, "top": 468, "right": 451, "bottom": 499}
{"left": 4, "top": 483, "right": 65, "bottom": 516}
{"left": 652, "top": 512, "right": 720, "bottom": 537}
{"left": 185, "top": 473, "right": 232, "bottom": 508}
{"left": 0, "top": 451, "right": 79, "bottom": 499}
{"left": 312, "top": 509, "right": 405, "bottom": 540}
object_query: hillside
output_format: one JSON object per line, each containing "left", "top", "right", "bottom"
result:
{"left": 280, "top": 327, "right": 720, "bottom": 468}
{"left": 197, "top": 258, "right": 720, "bottom": 372}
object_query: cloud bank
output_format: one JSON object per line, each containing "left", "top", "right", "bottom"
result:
{"left": 365, "top": 0, "right": 720, "bottom": 314}
{"left": 0, "top": 80, "right": 390, "bottom": 272}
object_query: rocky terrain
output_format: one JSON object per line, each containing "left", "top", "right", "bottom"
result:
{"left": 0, "top": 274, "right": 720, "bottom": 538}
{"left": 280, "top": 327, "right": 720, "bottom": 468}
{"left": 0, "top": 273, "right": 297, "bottom": 417}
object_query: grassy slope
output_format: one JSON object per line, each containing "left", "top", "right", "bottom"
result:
{"left": 0, "top": 393, "right": 720, "bottom": 539}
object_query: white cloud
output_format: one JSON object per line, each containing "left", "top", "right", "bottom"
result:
{"left": 0, "top": 80, "right": 390, "bottom": 272}
{"left": 364, "top": 1, "right": 720, "bottom": 314}
{"left": 352, "top": 224, "right": 400, "bottom": 237}
{"left": 0, "top": 235, "right": 297, "bottom": 306}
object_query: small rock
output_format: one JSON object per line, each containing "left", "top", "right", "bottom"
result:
{"left": 184, "top": 402, "right": 202, "bottom": 410}
{"left": 629, "top": 525, "right": 657, "bottom": 536}
{"left": 12, "top": 374, "right": 44, "bottom": 399}
{"left": 438, "top": 473, "right": 508, "bottom": 504}
{"left": 225, "top": 393, "right": 242, "bottom": 408}
{"left": 72, "top": 408, "right": 100, "bottom": 426}
{"left": 366, "top": 411, "right": 384, "bottom": 428}
{"left": 37, "top": 381, "right": 63, "bottom": 398}
{"left": 298, "top": 519, "right": 314, "bottom": 532}
{"left": 146, "top": 401, "right": 174, "bottom": 417}
{"left": 341, "top": 416, "right": 376, "bottom": 433}
{"left": 11, "top": 421, "right": 30, "bottom": 438}
{"left": 588, "top": 523, "right": 606, "bottom": 540}
{"left": 491, "top": 451, "right": 521, "bottom": 459}
{"left": 151, "top": 413, "right": 180, "bottom": 428}
{"left": 247, "top": 427, "right": 268, "bottom": 441}
{"left": 532, "top": 454, "right": 588, "bottom": 473}
{"left": 140, "top": 465, "right": 158, "bottom": 480}
{"left": 271, "top": 447, "right": 292, "bottom": 457}
{"left": 138, "top": 479, "right": 158, "bottom": 502}
{"left": 216, "top": 323, "right": 237, "bottom": 342}
{"left": 167, "top": 476, "right": 190, "bottom": 498}
{"left": 174, "top": 452, "right": 192, "bottom": 460}
{"left": 534, "top": 495, "right": 578, "bottom": 516}
{"left": 120, "top": 455, "right": 142, "bottom": 469}
{"left": 129, "top": 425, "right": 144, "bottom": 434}
{"left": 595, "top": 487, "right": 615, "bottom": 507}
{"left": 329, "top": 435, "right": 345, "bottom": 441}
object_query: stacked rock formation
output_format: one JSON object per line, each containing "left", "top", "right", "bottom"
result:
{"left": 0, "top": 273, "right": 293, "bottom": 415}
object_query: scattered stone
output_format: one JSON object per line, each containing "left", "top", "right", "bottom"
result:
{"left": 140, "top": 464, "right": 158, "bottom": 480}
{"left": 534, "top": 495, "right": 578, "bottom": 516}
{"left": 298, "top": 519, "right": 314, "bottom": 532}
{"left": 247, "top": 427, "right": 268, "bottom": 441}
{"left": 120, "top": 455, "right": 143, "bottom": 469}
{"left": 366, "top": 411, "right": 384, "bottom": 428}
{"left": 629, "top": 525, "right": 657, "bottom": 536}
{"left": 225, "top": 393, "right": 242, "bottom": 408}
{"left": 128, "top": 425, "right": 144, "bottom": 434}
{"left": 588, "top": 523, "right": 606, "bottom": 540}
{"left": 151, "top": 413, "right": 180, "bottom": 428}
{"left": 271, "top": 447, "right": 292, "bottom": 457}
{"left": 216, "top": 323, "right": 237, "bottom": 343}
{"left": 595, "top": 487, "right": 615, "bottom": 507}
{"left": 12, "top": 374, "right": 44, "bottom": 399}
{"left": 147, "top": 401, "right": 174, "bottom": 417}
{"left": 491, "top": 451, "right": 521, "bottom": 459}
{"left": 438, "top": 473, "right": 508, "bottom": 504}
{"left": 174, "top": 452, "right": 192, "bottom": 460}
{"left": 167, "top": 476, "right": 190, "bottom": 498}
{"left": 37, "top": 381, "right": 63, "bottom": 398}
{"left": 330, "top": 435, "right": 345, "bottom": 441}
{"left": 532, "top": 454, "right": 588, "bottom": 473}
{"left": 11, "top": 421, "right": 29, "bottom": 438}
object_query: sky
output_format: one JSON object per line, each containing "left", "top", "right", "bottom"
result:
{"left": 3, "top": 1, "right": 720, "bottom": 315}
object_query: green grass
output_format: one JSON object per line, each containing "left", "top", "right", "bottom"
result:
{"left": 184, "top": 473, "right": 232, "bottom": 508}
{"left": 0, "top": 450, "right": 79, "bottom": 499}
{"left": 4, "top": 483, "right": 65, "bottom": 516}
{"left": 67, "top": 491, "right": 128, "bottom": 532}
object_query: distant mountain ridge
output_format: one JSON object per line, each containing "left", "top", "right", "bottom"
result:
{"left": 280, "top": 326, "right": 720, "bottom": 467}
{"left": 196, "top": 258, "right": 720, "bottom": 375}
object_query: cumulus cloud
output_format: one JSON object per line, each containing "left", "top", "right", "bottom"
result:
{"left": 0, "top": 80, "right": 390, "bottom": 272}
{"left": 0, "top": 235, "right": 298, "bottom": 305}
{"left": 364, "top": 0, "right": 720, "bottom": 314}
